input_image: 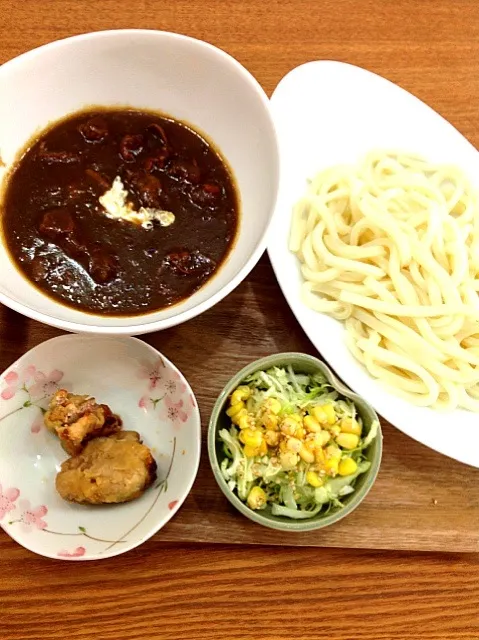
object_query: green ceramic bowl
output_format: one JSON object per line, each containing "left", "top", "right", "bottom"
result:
{"left": 208, "top": 352, "right": 382, "bottom": 532}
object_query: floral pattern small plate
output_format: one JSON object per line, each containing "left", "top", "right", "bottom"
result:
{"left": 0, "top": 335, "right": 201, "bottom": 560}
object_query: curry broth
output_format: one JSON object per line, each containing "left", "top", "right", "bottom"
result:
{"left": 0, "top": 108, "right": 239, "bottom": 315}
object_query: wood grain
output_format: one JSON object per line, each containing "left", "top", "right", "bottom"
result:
{"left": 2, "top": 1, "right": 479, "bottom": 638}
{"left": 1, "top": 540, "right": 479, "bottom": 640}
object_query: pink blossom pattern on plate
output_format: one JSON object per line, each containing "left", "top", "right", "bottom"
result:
{"left": 28, "top": 370, "right": 64, "bottom": 401}
{"left": 57, "top": 546, "right": 86, "bottom": 558}
{"left": 1, "top": 366, "right": 37, "bottom": 400}
{"left": 164, "top": 371, "right": 187, "bottom": 399}
{"left": 137, "top": 359, "right": 193, "bottom": 429}
{"left": 0, "top": 484, "right": 20, "bottom": 520}
{"left": 138, "top": 395, "right": 163, "bottom": 412}
{"left": 162, "top": 396, "right": 188, "bottom": 426}
{"left": 138, "top": 359, "right": 165, "bottom": 391}
{"left": 14, "top": 500, "right": 48, "bottom": 533}
{"left": 30, "top": 415, "right": 44, "bottom": 434}
{"left": 0, "top": 366, "right": 64, "bottom": 431}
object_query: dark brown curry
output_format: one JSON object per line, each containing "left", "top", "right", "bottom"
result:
{"left": 1, "top": 109, "right": 239, "bottom": 315}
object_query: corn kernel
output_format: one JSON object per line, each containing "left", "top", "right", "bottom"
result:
{"left": 324, "top": 444, "right": 341, "bottom": 475}
{"left": 307, "top": 433, "right": 328, "bottom": 450}
{"left": 336, "top": 433, "right": 360, "bottom": 450}
{"left": 280, "top": 416, "right": 301, "bottom": 436}
{"left": 279, "top": 438, "right": 288, "bottom": 453}
{"left": 326, "top": 444, "right": 341, "bottom": 456}
{"left": 264, "top": 430, "right": 279, "bottom": 447}
{"left": 279, "top": 451, "right": 299, "bottom": 470}
{"left": 226, "top": 401, "right": 244, "bottom": 418}
{"left": 297, "top": 427, "right": 306, "bottom": 439}
{"left": 244, "top": 444, "right": 259, "bottom": 458}
{"left": 286, "top": 437, "right": 302, "bottom": 453}
{"left": 242, "top": 428, "right": 264, "bottom": 448}
{"left": 311, "top": 406, "right": 328, "bottom": 424}
{"left": 338, "top": 457, "right": 358, "bottom": 476}
{"left": 247, "top": 486, "right": 266, "bottom": 510}
{"left": 231, "top": 408, "right": 248, "bottom": 425}
{"left": 304, "top": 436, "right": 317, "bottom": 451}
{"left": 322, "top": 404, "right": 336, "bottom": 425}
{"left": 238, "top": 413, "right": 254, "bottom": 430}
{"left": 314, "top": 447, "right": 326, "bottom": 464}
{"left": 306, "top": 471, "right": 323, "bottom": 487}
{"left": 265, "top": 398, "right": 282, "bottom": 415}
{"left": 231, "top": 386, "right": 251, "bottom": 406}
{"left": 299, "top": 445, "right": 315, "bottom": 463}
{"left": 330, "top": 425, "right": 341, "bottom": 437}
{"left": 263, "top": 413, "right": 279, "bottom": 430}
{"left": 324, "top": 456, "right": 340, "bottom": 476}
{"left": 319, "top": 430, "right": 331, "bottom": 446}
{"left": 304, "top": 415, "right": 321, "bottom": 433}
{"left": 258, "top": 440, "right": 268, "bottom": 455}
{"left": 340, "top": 417, "right": 362, "bottom": 436}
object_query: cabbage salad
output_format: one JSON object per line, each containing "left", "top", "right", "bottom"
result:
{"left": 219, "top": 366, "right": 378, "bottom": 519}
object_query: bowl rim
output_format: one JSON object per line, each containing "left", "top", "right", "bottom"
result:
{"left": 0, "top": 28, "right": 280, "bottom": 335}
{"left": 0, "top": 334, "right": 203, "bottom": 560}
{"left": 207, "top": 352, "right": 383, "bottom": 532}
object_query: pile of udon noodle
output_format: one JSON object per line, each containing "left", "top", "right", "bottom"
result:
{"left": 290, "top": 151, "right": 479, "bottom": 411}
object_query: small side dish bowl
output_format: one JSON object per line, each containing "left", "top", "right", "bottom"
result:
{"left": 0, "top": 335, "right": 201, "bottom": 560}
{"left": 0, "top": 29, "right": 279, "bottom": 335}
{"left": 208, "top": 353, "right": 382, "bottom": 532}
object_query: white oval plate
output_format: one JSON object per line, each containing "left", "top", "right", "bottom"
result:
{"left": 0, "top": 335, "right": 201, "bottom": 559}
{"left": 268, "top": 60, "right": 479, "bottom": 468}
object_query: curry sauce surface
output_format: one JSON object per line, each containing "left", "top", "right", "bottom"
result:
{"left": 1, "top": 109, "right": 239, "bottom": 315}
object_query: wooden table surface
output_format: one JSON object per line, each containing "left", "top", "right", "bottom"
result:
{"left": 2, "top": 1, "right": 479, "bottom": 639}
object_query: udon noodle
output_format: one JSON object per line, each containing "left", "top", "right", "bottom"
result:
{"left": 290, "top": 151, "right": 479, "bottom": 411}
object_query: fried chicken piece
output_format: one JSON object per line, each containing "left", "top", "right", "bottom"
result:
{"left": 55, "top": 431, "right": 157, "bottom": 505}
{"left": 44, "top": 389, "right": 122, "bottom": 455}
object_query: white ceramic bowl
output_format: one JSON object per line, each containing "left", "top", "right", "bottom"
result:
{"left": 0, "top": 30, "right": 279, "bottom": 335}
{"left": 0, "top": 335, "right": 201, "bottom": 560}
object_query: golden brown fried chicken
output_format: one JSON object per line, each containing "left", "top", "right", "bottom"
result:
{"left": 44, "top": 389, "right": 122, "bottom": 455}
{"left": 55, "top": 431, "right": 157, "bottom": 505}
